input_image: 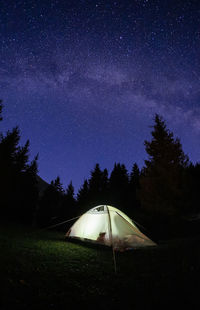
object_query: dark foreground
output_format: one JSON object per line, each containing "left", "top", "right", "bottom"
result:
{"left": 0, "top": 223, "right": 200, "bottom": 310}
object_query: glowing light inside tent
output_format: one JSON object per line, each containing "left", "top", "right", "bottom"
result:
{"left": 69, "top": 213, "right": 109, "bottom": 241}
{"left": 83, "top": 215, "right": 102, "bottom": 238}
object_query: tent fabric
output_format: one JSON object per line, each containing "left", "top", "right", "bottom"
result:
{"left": 66, "top": 205, "right": 156, "bottom": 250}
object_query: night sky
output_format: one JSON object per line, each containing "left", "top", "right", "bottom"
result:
{"left": 0, "top": 0, "right": 200, "bottom": 192}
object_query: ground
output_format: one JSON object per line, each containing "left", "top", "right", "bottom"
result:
{"left": 0, "top": 223, "right": 200, "bottom": 310}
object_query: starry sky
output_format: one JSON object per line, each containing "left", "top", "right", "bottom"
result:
{"left": 0, "top": 0, "right": 200, "bottom": 192}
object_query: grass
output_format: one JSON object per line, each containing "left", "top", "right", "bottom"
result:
{"left": 0, "top": 223, "right": 200, "bottom": 309}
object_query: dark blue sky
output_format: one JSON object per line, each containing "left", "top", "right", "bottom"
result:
{"left": 0, "top": 0, "right": 200, "bottom": 192}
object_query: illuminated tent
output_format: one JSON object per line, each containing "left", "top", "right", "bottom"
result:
{"left": 66, "top": 205, "right": 156, "bottom": 251}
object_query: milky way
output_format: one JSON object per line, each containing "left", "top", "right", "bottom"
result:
{"left": 0, "top": 0, "right": 200, "bottom": 191}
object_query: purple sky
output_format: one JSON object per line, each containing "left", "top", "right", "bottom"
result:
{"left": 0, "top": 0, "right": 200, "bottom": 192}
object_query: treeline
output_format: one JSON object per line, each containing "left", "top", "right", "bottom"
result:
{"left": 0, "top": 101, "right": 200, "bottom": 238}
{"left": 36, "top": 161, "right": 140, "bottom": 229}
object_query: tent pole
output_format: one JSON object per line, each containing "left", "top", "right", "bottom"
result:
{"left": 107, "top": 206, "right": 117, "bottom": 274}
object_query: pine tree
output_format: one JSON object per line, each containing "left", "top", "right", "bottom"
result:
{"left": 37, "top": 176, "right": 64, "bottom": 227}
{"left": 109, "top": 163, "right": 129, "bottom": 212}
{"left": 14, "top": 140, "right": 30, "bottom": 172}
{"left": 129, "top": 163, "right": 140, "bottom": 210}
{"left": 77, "top": 179, "right": 89, "bottom": 212}
{"left": 26, "top": 155, "right": 39, "bottom": 176}
{"left": 130, "top": 163, "right": 140, "bottom": 185}
{"left": 87, "top": 163, "right": 106, "bottom": 207}
{"left": 19, "top": 155, "right": 39, "bottom": 225}
{"left": 66, "top": 181, "right": 75, "bottom": 197}
{"left": 0, "top": 127, "right": 21, "bottom": 169}
{"left": 52, "top": 176, "right": 64, "bottom": 194}
{"left": 88, "top": 163, "right": 102, "bottom": 193}
{"left": 140, "top": 114, "right": 189, "bottom": 218}
{"left": 101, "top": 168, "right": 109, "bottom": 203}
{"left": 0, "top": 103, "right": 39, "bottom": 224}
{"left": 63, "top": 181, "right": 77, "bottom": 217}
{"left": 0, "top": 124, "right": 39, "bottom": 223}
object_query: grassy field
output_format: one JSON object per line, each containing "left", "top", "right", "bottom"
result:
{"left": 0, "top": 223, "right": 200, "bottom": 310}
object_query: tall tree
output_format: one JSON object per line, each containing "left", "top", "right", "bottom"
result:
{"left": 77, "top": 179, "right": 89, "bottom": 213}
{"left": 52, "top": 176, "right": 64, "bottom": 194}
{"left": 19, "top": 154, "right": 39, "bottom": 225}
{"left": 109, "top": 163, "right": 129, "bottom": 213}
{"left": 87, "top": 163, "right": 108, "bottom": 207}
{"left": 130, "top": 163, "right": 140, "bottom": 188}
{"left": 140, "top": 114, "right": 189, "bottom": 218}
{"left": 37, "top": 176, "right": 64, "bottom": 227}
{"left": 129, "top": 163, "right": 140, "bottom": 211}
{"left": 101, "top": 168, "right": 109, "bottom": 203}
{"left": 60, "top": 181, "right": 77, "bottom": 221}
{"left": 0, "top": 124, "right": 39, "bottom": 224}
{"left": 88, "top": 164, "right": 102, "bottom": 192}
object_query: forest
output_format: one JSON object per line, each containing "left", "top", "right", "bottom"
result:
{"left": 1, "top": 100, "right": 200, "bottom": 240}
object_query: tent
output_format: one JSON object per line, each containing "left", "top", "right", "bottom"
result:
{"left": 66, "top": 205, "right": 156, "bottom": 251}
